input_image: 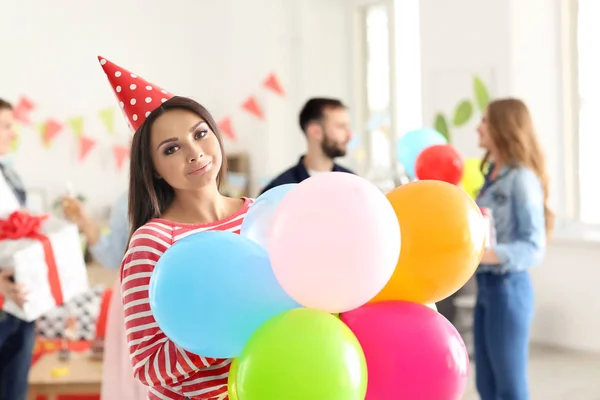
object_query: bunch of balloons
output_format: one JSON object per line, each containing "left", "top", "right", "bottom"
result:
{"left": 149, "top": 172, "right": 487, "bottom": 400}
{"left": 396, "top": 127, "right": 486, "bottom": 199}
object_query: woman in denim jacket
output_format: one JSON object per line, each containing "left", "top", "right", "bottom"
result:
{"left": 474, "top": 98, "right": 554, "bottom": 400}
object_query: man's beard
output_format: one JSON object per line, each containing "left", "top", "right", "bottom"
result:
{"left": 321, "top": 135, "right": 346, "bottom": 159}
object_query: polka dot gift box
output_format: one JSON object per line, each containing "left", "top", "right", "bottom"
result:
{"left": 97, "top": 56, "right": 174, "bottom": 132}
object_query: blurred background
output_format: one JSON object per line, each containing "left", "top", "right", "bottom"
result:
{"left": 1, "top": 0, "right": 599, "bottom": 399}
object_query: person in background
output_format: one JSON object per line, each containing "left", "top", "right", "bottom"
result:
{"left": 63, "top": 192, "right": 128, "bottom": 269}
{"left": 260, "top": 97, "right": 354, "bottom": 194}
{"left": 0, "top": 98, "right": 34, "bottom": 400}
{"left": 62, "top": 190, "right": 147, "bottom": 400}
{"left": 474, "top": 98, "right": 553, "bottom": 400}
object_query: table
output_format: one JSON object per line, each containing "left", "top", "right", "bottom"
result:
{"left": 26, "top": 263, "right": 117, "bottom": 399}
{"left": 86, "top": 262, "right": 119, "bottom": 288}
{"left": 28, "top": 350, "right": 102, "bottom": 400}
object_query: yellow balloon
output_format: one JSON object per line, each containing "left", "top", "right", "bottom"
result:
{"left": 371, "top": 181, "right": 486, "bottom": 304}
{"left": 460, "top": 158, "right": 485, "bottom": 200}
{"left": 228, "top": 358, "right": 239, "bottom": 400}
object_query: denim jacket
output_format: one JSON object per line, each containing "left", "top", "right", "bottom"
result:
{"left": 476, "top": 163, "right": 546, "bottom": 274}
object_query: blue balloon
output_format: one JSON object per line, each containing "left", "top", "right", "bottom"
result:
{"left": 397, "top": 127, "right": 448, "bottom": 178}
{"left": 240, "top": 183, "right": 297, "bottom": 250}
{"left": 149, "top": 230, "right": 300, "bottom": 358}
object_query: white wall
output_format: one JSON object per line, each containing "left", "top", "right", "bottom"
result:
{"left": 2, "top": 0, "right": 351, "bottom": 217}
{"left": 420, "top": 0, "right": 600, "bottom": 353}
{"left": 420, "top": 0, "right": 512, "bottom": 159}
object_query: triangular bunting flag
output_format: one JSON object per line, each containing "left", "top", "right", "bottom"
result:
{"left": 12, "top": 96, "right": 35, "bottom": 124}
{"left": 263, "top": 72, "right": 285, "bottom": 96}
{"left": 10, "top": 124, "right": 21, "bottom": 153}
{"left": 218, "top": 117, "right": 236, "bottom": 141}
{"left": 241, "top": 96, "right": 264, "bottom": 120}
{"left": 78, "top": 136, "right": 96, "bottom": 162}
{"left": 68, "top": 116, "right": 85, "bottom": 137}
{"left": 41, "top": 119, "right": 63, "bottom": 148}
{"left": 98, "top": 107, "right": 116, "bottom": 134}
{"left": 113, "top": 145, "right": 130, "bottom": 171}
{"left": 35, "top": 123, "right": 44, "bottom": 138}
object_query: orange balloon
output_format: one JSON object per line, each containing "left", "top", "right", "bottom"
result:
{"left": 371, "top": 180, "right": 485, "bottom": 304}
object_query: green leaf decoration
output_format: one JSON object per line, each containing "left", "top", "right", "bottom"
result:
{"left": 453, "top": 100, "right": 473, "bottom": 127}
{"left": 434, "top": 113, "right": 450, "bottom": 142}
{"left": 473, "top": 76, "right": 490, "bottom": 111}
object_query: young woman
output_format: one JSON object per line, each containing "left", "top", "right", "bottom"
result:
{"left": 98, "top": 57, "right": 250, "bottom": 400}
{"left": 474, "top": 98, "right": 553, "bottom": 400}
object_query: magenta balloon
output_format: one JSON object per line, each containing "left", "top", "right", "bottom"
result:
{"left": 268, "top": 172, "right": 401, "bottom": 313}
{"left": 340, "top": 301, "right": 469, "bottom": 400}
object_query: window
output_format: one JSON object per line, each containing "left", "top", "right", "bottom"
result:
{"left": 576, "top": 0, "right": 600, "bottom": 224}
{"left": 351, "top": 0, "right": 421, "bottom": 189}
{"left": 364, "top": 3, "right": 393, "bottom": 175}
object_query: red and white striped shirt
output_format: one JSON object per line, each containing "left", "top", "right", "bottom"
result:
{"left": 121, "top": 198, "right": 253, "bottom": 400}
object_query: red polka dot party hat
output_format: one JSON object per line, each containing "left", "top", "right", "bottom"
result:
{"left": 97, "top": 56, "right": 174, "bottom": 132}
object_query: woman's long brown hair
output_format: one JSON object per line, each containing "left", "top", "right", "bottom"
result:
{"left": 127, "top": 96, "right": 228, "bottom": 240}
{"left": 481, "top": 98, "right": 554, "bottom": 236}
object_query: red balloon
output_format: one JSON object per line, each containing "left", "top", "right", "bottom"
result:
{"left": 415, "top": 144, "right": 464, "bottom": 185}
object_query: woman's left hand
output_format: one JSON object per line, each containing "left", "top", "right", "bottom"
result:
{"left": 480, "top": 248, "right": 501, "bottom": 264}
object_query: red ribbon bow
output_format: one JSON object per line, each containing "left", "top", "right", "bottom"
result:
{"left": 0, "top": 210, "right": 63, "bottom": 309}
{"left": 0, "top": 211, "right": 49, "bottom": 240}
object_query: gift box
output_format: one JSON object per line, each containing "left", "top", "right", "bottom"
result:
{"left": 36, "top": 285, "right": 108, "bottom": 341}
{"left": 0, "top": 211, "right": 89, "bottom": 322}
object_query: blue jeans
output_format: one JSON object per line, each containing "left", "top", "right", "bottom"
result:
{"left": 474, "top": 271, "right": 534, "bottom": 400}
{"left": 0, "top": 312, "right": 35, "bottom": 400}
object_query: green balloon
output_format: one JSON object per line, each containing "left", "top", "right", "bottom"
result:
{"left": 227, "top": 358, "right": 239, "bottom": 400}
{"left": 236, "top": 308, "right": 367, "bottom": 400}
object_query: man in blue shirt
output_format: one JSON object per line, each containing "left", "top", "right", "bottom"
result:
{"left": 0, "top": 98, "right": 35, "bottom": 400}
{"left": 260, "top": 98, "right": 355, "bottom": 194}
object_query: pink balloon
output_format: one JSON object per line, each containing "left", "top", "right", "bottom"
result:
{"left": 269, "top": 172, "right": 400, "bottom": 313}
{"left": 340, "top": 301, "right": 469, "bottom": 400}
